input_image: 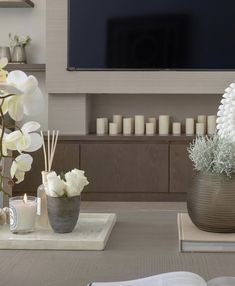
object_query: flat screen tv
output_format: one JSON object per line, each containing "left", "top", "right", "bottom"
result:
{"left": 68, "top": 0, "right": 235, "bottom": 70}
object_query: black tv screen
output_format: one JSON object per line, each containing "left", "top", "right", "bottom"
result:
{"left": 68, "top": 0, "right": 235, "bottom": 70}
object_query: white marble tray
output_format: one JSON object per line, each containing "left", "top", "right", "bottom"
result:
{"left": 0, "top": 213, "right": 117, "bottom": 250}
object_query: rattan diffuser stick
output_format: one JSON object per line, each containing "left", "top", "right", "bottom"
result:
{"left": 40, "top": 130, "right": 59, "bottom": 172}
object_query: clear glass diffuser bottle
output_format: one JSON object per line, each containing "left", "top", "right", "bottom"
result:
{"left": 37, "top": 171, "right": 49, "bottom": 228}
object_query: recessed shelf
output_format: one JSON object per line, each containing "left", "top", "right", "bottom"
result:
{"left": 0, "top": 0, "right": 34, "bottom": 7}
{"left": 57, "top": 134, "right": 195, "bottom": 142}
{"left": 6, "top": 63, "right": 45, "bottom": 72}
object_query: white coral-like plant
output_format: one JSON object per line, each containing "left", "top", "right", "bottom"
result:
{"left": 188, "top": 135, "right": 235, "bottom": 177}
{"left": 217, "top": 82, "right": 235, "bottom": 141}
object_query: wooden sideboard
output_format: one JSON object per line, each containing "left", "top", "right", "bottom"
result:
{"left": 13, "top": 135, "right": 194, "bottom": 201}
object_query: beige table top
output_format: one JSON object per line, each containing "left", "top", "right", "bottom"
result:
{"left": 1, "top": 202, "right": 235, "bottom": 286}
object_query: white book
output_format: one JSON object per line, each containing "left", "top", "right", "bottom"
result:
{"left": 88, "top": 272, "right": 235, "bottom": 286}
{"left": 178, "top": 213, "right": 235, "bottom": 252}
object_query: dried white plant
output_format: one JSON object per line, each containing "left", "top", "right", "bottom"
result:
{"left": 188, "top": 135, "right": 235, "bottom": 177}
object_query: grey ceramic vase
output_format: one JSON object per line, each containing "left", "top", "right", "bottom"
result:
{"left": 47, "top": 196, "right": 80, "bottom": 233}
{"left": 187, "top": 172, "right": 235, "bottom": 233}
{"left": 11, "top": 45, "right": 27, "bottom": 63}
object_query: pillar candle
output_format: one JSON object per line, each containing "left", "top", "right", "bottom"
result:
{"left": 9, "top": 194, "right": 37, "bottom": 234}
{"left": 186, "top": 118, "right": 195, "bottom": 136}
{"left": 198, "top": 115, "right": 207, "bottom": 133}
{"left": 146, "top": 123, "right": 155, "bottom": 135}
{"left": 96, "top": 118, "right": 108, "bottom": 135}
{"left": 172, "top": 122, "right": 181, "bottom": 135}
{"left": 109, "top": 123, "right": 118, "bottom": 135}
{"left": 135, "top": 115, "right": 145, "bottom": 135}
{"left": 207, "top": 115, "right": 217, "bottom": 135}
{"left": 196, "top": 123, "right": 205, "bottom": 136}
{"left": 159, "top": 115, "right": 170, "bottom": 135}
{"left": 123, "top": 118, "right": 133, "bottom": 135}
{"left": 113, "top": 115, "right": 122, "bottom": 134}
{"left": 148, "top": 117, "right": 157, "bottom": 133}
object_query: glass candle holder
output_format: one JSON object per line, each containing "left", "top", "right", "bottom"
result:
{"left": 9, "top": 195, "right": 37, "bottom": 234}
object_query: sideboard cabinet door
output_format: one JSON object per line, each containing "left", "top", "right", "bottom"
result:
{"left": 170, "top": 143, "right": 194, "bottom": 193}
{"left": 80, "top": 143, "right": 168, "bottom": 194}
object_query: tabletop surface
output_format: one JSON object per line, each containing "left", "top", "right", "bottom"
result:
{"left": 1, "top": 202, "right": 235, "bottom": 286}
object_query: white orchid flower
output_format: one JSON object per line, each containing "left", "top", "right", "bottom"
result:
{"left": 5, "top": 121, "right": 42, "bottom": 153}
{"left": 0, "top": 70, "right": 44, "bottom": 121}
{"left": 10, "top": 154, "right": 33, "bottom": 184}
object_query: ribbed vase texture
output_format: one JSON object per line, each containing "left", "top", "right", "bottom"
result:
{"left": 47, "top": 196, "right": 80, "bottom": 233}
{"left": 187, "top": 172, "right": 235, "bottom": 233}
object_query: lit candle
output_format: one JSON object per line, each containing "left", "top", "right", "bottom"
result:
{"left": 109, "top": 122, "right": 118, "bottom": 135}
{"left": 196, "top": 123, "right": 205, "bottom": 136}
{"left": 113, "top": 115, "right": 122, "bottom": 134}
{"left": 172, "top": 122, "right": 181, "bottom": 135}
{"left": 186, "top": 118, "right": 195, "bottom": 136}
{"left": 9, "top": 194, "right": 37, "bottom": 234}
{"left": 207, "top": 115, "right": 217, "bottom": 135}
{"left": 146, "top": 123, "right": 155, "bottom": 135}
{"left": 159, "top": 115, "right": 170, "bottom": 135}
{"left": 135, "top": 115, "right": 145, "bottom": 135}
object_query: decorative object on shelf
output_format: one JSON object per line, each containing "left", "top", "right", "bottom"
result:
{"left": 9, "top": 33, "right": 32, "bottom": 63}
{"left": 109, "top": 122, "right": 118, "bottom": 135}
{"left": 37, "top": 130, "right": 59, "bottom": 228}
{"left": 45, "top": 169, "right": 89, "bottom": 233}
{"left": 146, "top": 122, "right": 155, "bottom": 135}
{"left": 148, "top": 117, "right": 157, "bottom": 133}
{"left": 197, "top": 115, "right": 207, "bottom": 124}
{"left": 217, "top": 82, "right": 235, "bottom": 141}
{"left": 207, "top": 115, "right": 217, "bottom": 135}
{"left": 172, "top": 122, "right": 181, "bottom": 136}
{"left": 159, "top": 115, "right": 170, "bottom": 135}
{"left": 9, "top": 194, "right": 37, "bottom": 234}
{"left": 0, "top": 57, "right": 43, "bottom": 199}
{"left": 196, "top": 123, "right": 205, "bottom": 136}
{"left": 135, "top": 115, "right": 145, "bottom": 135}
{"left": 123, "top": 117, "right": 133, "bottom": 135}
{"left": 0, "top": 47, "right": 11, "bottom": 62}
{"left": 113, "top": 115, "right": 122, "bottom": 134}
{"left": 187, "top": 135, "right": 235, "bottom": 232}
{"left": 96, "top": 118, "right": 108, "bottom": 135}
{"left": 186, "top": 118, "right": 195, "bottom": 136}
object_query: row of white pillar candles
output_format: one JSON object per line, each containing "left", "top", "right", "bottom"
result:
{"left": 96, "top": 115, "right": 217, "bottom": 136}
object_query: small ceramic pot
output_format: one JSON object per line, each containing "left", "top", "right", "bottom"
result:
{"left": 47, "top": 196, "right": 80, "bottom": 233}
{"left": 187, "top": 172, "right": 235, "bottom": 233}
{"left": 0, "top": 47, "right": 11, "bottom": 62}
{"left": 11, "top": 45, "right": 27, "bottom": 63}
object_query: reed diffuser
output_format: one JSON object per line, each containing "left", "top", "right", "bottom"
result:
{"left": 37, "top": 130, "right": 59, "bottom": 228}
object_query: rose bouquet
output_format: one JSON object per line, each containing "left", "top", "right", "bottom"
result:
{"left": 45, "top": 169, "right": 89, "bottom": 198}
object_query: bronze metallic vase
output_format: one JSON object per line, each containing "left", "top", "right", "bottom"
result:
{"left": 187, "top": 172, "right": 235, "bottom": 233}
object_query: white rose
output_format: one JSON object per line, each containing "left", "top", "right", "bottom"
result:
{"left": 65, "top": 168, "right": 89, "bottom": 197}
{"left": 45, "top": 171, "right": 66, "bottom": 197}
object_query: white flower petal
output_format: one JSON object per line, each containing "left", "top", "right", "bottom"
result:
{"left": 0, "top": 57, "right": 8, "bottom": 69}
{"left": 24, "top": 133, "right": 42, "bottom": 152}
{"left": 0, "top": 83, "right": 23, "bottom": 95}
{"left": 15, "top": 170, "right": 25, "bottom": 184}
{"left": 23, "top": 87, "right": 44, "bottom": 116}
{"left": 7, "top": 96, "right": 24, "bottom": 121}
{"left": 10, "top": 161, "right": 17, "bottom": 178}
{"left": 22, "top": 75, "right": 38, "bottom": 94}
{"left": 7, "top": 70, "right": 27, "bottom": 87}
{"left": 22, "top": 121, "right": 41, "bottom": 133}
